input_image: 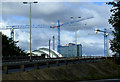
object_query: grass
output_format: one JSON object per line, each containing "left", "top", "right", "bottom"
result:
{"left": 2, "top": 60, "right": 120, "bottom": 80}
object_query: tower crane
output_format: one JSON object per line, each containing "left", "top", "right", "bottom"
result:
{"left": 50, "top": 16, "right": 94, "bottom": 54}
{"left": 0, "top": 24, "right": 50, "bottom": 41}
{"left": 0, "top": 16, "right": 94, "bottom": 55}
{"left": 95, "top": 28, "right": 112, "bottom": 57}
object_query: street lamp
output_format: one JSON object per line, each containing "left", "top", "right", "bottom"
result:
{"left": 71, "top": 17, "right": 81, "bottom": 57}
{"left": 23, "top": 1, "right": 38, "bottom": 62}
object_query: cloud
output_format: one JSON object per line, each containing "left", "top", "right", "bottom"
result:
{"left": 83, "top": 45, "right": 104, "bottom": 56}
{"left": 1, "top": 2, "right": 113, "bottom": 56}
{"left": 2, "top": 2, "right": 111, "bottom": 31}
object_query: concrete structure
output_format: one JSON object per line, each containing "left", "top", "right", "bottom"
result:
{"left": 60, "top": 43, "right": 82, "bottom": 57}
{"left": 31, "top": 48, "right": 63, "bottom": 58}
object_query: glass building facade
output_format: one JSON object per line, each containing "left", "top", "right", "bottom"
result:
{"left": 60, "top": 43, "right": 82, "bottom": 57}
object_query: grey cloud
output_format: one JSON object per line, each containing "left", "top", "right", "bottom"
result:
{"left": 83, "top": 45, "right": 104, "bottom": 56}
{"left": 1, "top": 2, "right": 112, "bottom": 56}
{"left": 2, "top": 2, "right": 111, "bottom": 30}
{"left": 15, "top": 28, "right": 58, "bottom": 51}
{"left": 17, "top": 41, "right": 30, "bottom": 51}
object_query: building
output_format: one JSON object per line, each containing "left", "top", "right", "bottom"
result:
{"left": 60, "top": 43, "right": 82, "bottom": 57}
{"left": 30, "top": 48, "right": 63, "bottom": 58}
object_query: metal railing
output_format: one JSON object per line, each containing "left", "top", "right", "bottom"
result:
{"left": 2, "top": 56, "right": 115, "bottom": 74}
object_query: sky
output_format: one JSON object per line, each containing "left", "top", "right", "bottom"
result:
{"left": 0, "top": 0, "right": 115, "bottom": 56}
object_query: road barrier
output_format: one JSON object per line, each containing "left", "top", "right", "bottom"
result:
{"left": 2, "top": 56, "right": 115, "bottom": 74}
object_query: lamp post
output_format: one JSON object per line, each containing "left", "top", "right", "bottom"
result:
{"left": 23, "top": 1, "right": 38, "bottom": 61}
{"left": 70, "top": 16, "right": 93, "bottom": 57}
{"left": 71, "top": 17, "right": 81, "bottom": 57}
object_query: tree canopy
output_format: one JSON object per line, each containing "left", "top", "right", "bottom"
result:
{"left": 2, "top": 34, "right": 28, "bottom": 57}
{"left": 107, "top": 1, "right": 120, "bottom": 54}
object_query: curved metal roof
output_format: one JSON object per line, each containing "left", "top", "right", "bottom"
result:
{"left": 32, "top": 48, "right": 63, "bottom": 58}
{"left": 32, "top": 50, "right": 49, "bottom": 58}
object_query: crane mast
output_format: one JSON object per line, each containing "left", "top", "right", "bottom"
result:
{"left": 104, "top": 29, "right": 109, "bottom": 57}
{"left": 10, "top": 28, "right": 14, "bottom": 41}
{"left": 57, "top": 20, "right": 61, "bottom": 54}
{"left": 53, "top": 17, "right": 94, "bottom": 54}
{"left": 95, "top": 28, "right": 109, "bottom": 57}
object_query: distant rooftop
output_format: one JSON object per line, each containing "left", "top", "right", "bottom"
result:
{"left": 61, "top": 43, "right": 82, "bottom": 47}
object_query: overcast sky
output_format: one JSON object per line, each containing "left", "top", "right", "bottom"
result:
{"left": 0, "top": 1, "right": 114, "bottom": 56}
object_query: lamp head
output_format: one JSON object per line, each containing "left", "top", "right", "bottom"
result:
{"left": 23, "top": 2, "right": 28, "bottom": 4}
{"left": 33, "top": 1, "right": 38, "bottom": 3}
{"left": 95, "top": 28, "right": 98, "bottom": 34}
{"left": 106, "top": 33, "right": 109, "bottom": 36}
{"left": 71, "top": 17, "right": 73, "bottom": 19}
{"left": 23, "top": 1, "right": 38, "bottom": 4}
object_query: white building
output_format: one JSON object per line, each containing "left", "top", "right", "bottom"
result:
{"left": 31, "top": 48, "right": 63, "bottom": 58}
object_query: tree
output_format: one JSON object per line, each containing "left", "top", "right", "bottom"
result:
{"left": 2, "top": 34, "right": 28, "bottom": 57}
{"left": 107, "top": 1, "right": 120, "bottom": 54}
